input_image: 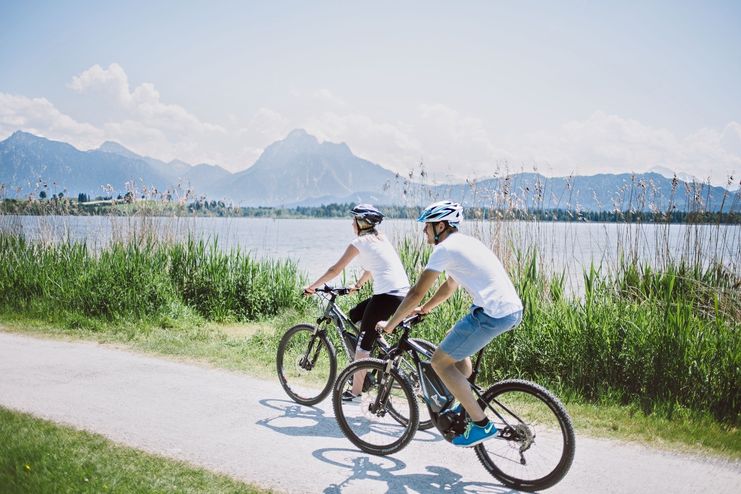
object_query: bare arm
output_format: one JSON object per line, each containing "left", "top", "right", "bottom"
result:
{"left": 418, "top": 275, "right": 459, "bottom": 313}
{"left": 305, "top": 245, "right": 359, "bottom": 293}
{"left": 376, "top": 269, "right": 441, "bottom": 332}
{"left": 352, "top": 270, "right": 373, "bottom": 291}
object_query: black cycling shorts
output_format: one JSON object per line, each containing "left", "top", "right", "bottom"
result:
{"left": 348, "top": 293, "right": 404, "bottom": 352}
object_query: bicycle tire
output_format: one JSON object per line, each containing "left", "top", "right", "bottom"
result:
{"left": 475, "top": 379, "right": 575, "bottom": 491}
{"left": 276, "top": 324, "right": 337, "bottom": 406}
{"left": 332, "top": 358, "right": 419, "bottom": 456}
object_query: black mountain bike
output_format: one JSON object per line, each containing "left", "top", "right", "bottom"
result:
{"left": 331, "top": 314, "right": 575, "bottom": 492}
{"left": 276, "top": 286, "right": 435, "bottom": 430}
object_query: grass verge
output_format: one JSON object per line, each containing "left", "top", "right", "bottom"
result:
{"left": 0, "top": 406, "right": 271, "bottom": 494}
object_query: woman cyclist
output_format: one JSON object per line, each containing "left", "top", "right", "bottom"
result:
{"left": 304, "top": 204, "right": 410, "bottom": 400}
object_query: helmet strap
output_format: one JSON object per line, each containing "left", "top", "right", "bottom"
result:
{"left": 432, "top": 221, "right": 455, "bottom": 244}
{"left": 355, "top": 218, "right": 376, "bottom": 235}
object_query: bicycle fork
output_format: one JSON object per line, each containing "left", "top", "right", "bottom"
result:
{"left": 299, "top": 329, "right": 325, "bottom": 371}
{"left": 367, "top": 359, "right": 397, "bottom": 416}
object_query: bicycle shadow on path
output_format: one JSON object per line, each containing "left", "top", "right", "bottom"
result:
{"left": 313, "top": 447, "right": 523, "bottom": 494}
{"left": 256, "top": 398, "right": 441, "bottom": 443}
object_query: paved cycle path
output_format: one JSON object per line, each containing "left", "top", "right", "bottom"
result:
{"left": 0, "top": 331, "right": 739, "bottom": 494}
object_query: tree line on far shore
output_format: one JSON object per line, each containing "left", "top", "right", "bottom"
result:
{"left": 1, "top": 197, "right": 739, "bottom": 224}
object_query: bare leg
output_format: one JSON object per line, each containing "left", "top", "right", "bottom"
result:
{"left": 431, "top": 349, "right": 485, "bottom": 422}
{"left": 351, "top": 348, "right": 371, "bottom": 396}
{"left": 454, "top": 357, "right": 472, "bottom": 379}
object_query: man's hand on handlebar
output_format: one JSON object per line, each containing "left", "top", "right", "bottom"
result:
{"left": 375, "top": 320, "right": 391, "bottom": 334}
{"left": 413, "top": 306, "right": 430, "bottom": 316}
{"left": 376, "top": 311, "right": 425, "bottom": 334}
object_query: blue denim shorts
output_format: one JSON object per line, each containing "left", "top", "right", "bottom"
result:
{"left": 438, "top": 306, "right": 522, "bottom": 361}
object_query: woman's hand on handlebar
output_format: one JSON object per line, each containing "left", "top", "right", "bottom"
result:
{"left": 303, "top": 286, "right": 317, "bottom": 296}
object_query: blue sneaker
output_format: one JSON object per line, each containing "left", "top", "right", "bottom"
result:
{"left": 452, "top": 421, "right": 498, "bottom": 447}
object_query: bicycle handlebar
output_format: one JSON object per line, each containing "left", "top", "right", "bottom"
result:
{"left": 305, "top": 285, "right": 353, "bottom": 296}
{"left": 399, "top": 313, "right": 425, "bottom": 329}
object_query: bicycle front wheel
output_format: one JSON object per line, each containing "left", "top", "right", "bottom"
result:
{"left": 276, "top": 324, "right": 337, "bottom": 406}
{"left": 475, "top": 379, "right": 575, "bottom": 491}
{"left": 332, "top": 358, "right": 419, "bottom": 456}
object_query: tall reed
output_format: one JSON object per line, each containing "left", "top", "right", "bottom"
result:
{"left": 0, "top": 233, "right": 309, "bottom": 325}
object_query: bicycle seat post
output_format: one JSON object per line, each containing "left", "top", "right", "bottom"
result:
{"left": 469, "top": 348, "right": 486, "bottom": 384}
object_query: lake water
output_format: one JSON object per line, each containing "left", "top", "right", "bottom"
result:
{"left": 1, "top": 215, "right": 738, "bottom": 293}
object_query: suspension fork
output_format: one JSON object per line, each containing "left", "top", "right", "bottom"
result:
{"left": 369, "top": 358, "right": 398, "bottom": 415}
{"left": 300, "top": 325, "right": 326, "bottom": 369}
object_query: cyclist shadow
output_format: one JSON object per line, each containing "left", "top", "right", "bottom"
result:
{"left": 256, "top": 398, "right": 442, "bottom": 443}
{"left": 314, "top": 447, "right": 522, "bottom": 494}
{"left": 256, "top": 398, "right": 349, "bottom": 439}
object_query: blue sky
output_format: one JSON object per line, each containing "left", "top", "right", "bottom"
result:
{"left": 1, "top": 0, "right": 739, "bottom": 185}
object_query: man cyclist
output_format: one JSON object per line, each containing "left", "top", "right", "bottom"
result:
{"left": 377, "top": 200, "right": 523, "bottom": 447}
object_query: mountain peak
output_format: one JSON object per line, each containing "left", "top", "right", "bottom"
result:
{"left": 283, "top": 128, "right": 319, "bottom": 145}
{"left": 5, "top": 130, "right": 46, "bottom": 144}
{"left": 286, "top": 128, "right": 309, "bottom": 138}
{"left": 98, "top": 141, "right": 135, "bottom": 155}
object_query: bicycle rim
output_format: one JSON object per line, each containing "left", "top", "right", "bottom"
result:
{"left": 276, "top": 324, "right": 336, "bottom": 406}
{"left": 475, "top": 379, "right": 575, "bottom": 491}
{"left": 332, "top": 359, "right": 418, "bottom": 456}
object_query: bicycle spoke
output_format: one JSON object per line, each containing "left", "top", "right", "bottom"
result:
{"left": 333, "top": 359, "right": 418, "bottom": 456}
{"left": 277, "top": 325, "right": 336, "bottom": 405}
{"left": 475, "top": 380, "right": 575, "bottom": 491}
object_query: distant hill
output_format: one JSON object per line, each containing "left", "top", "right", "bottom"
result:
{"left": 0, "top": 131, "right": 230, "bottom": 199}
{"left": 0, "top": 130, "right": 736, "bottom": 212}
{"left": 0, "top": 131, "right": 168, "bottom": 198}
{"left": 423, "top": 172, "right": 736, "bottom": 213}
{"left": 97, "top": 140, "right": 230, "bottom": 198}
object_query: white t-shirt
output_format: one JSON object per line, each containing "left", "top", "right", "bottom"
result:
{"left": 425, "top": 233, "right": 523, "bottom": 318}
{"left": 350, "top": 234, "right": 410, "bottom": 296}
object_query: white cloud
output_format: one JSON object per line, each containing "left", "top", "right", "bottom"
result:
{"left": 68, "top": 63, "right": 131, "bottom": 105}
{"left": 0, "top": 92, "right": 103, "bottom": 147}
{"left": 313, "top": 89, "right": 346, "bottom": 107}
{"left": 2, "top": 65, "right": 739, "bottom": 186}
{"left": 66, "top": 63, "right": 228, "bottom": 165}
{"left": 513, "top": 112, "right": 740, "bottom": 185}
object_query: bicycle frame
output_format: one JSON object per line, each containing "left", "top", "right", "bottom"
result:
{"left": 314, "top": 289, "right": 359, "bottom": 360}
{"left": 384, "top": 317, "right": 526, "bottom": 439}
{"left": 313, "top": 287, "right": 400, "bottom": 361}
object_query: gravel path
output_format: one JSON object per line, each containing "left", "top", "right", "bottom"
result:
{"left": 0, "top": 331, "right": 739, "bottom": 493}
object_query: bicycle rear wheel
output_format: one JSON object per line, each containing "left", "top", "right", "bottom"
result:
{"left": 475, "top": 379, "right": 575, "bottom": 491}
{"left": 276, "top": 324, "right": 337, "bottom": 406}
{"left": 332, "top": 358, "right": 418, "bottom": 456}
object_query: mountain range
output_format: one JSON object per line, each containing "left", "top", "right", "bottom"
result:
{"left": 0, "top": 129, "right": 736, "bottom": 212}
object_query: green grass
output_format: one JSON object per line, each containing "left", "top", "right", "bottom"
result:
{"left": 0, "top": 311, "right": 301, "bottom": 382}
{"left": 0, "top": 234, "right": 310, "bottom": 325}
{"left": 0, "top": 407, "right": 271, "bottom": 494}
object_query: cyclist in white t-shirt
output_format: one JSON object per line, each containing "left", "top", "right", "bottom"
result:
{"left": 377, "top": 200, "right": 523, "bottom": 447}
{"left": 305, "top": 204, "right": 410, "bottom": 400}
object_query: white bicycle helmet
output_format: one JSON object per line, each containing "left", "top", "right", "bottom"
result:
{"left": 417, "top": 200, "right": 463, "bottom": 226}
{"left": 350, "top": 204, "right": 384, "bottom": 226}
